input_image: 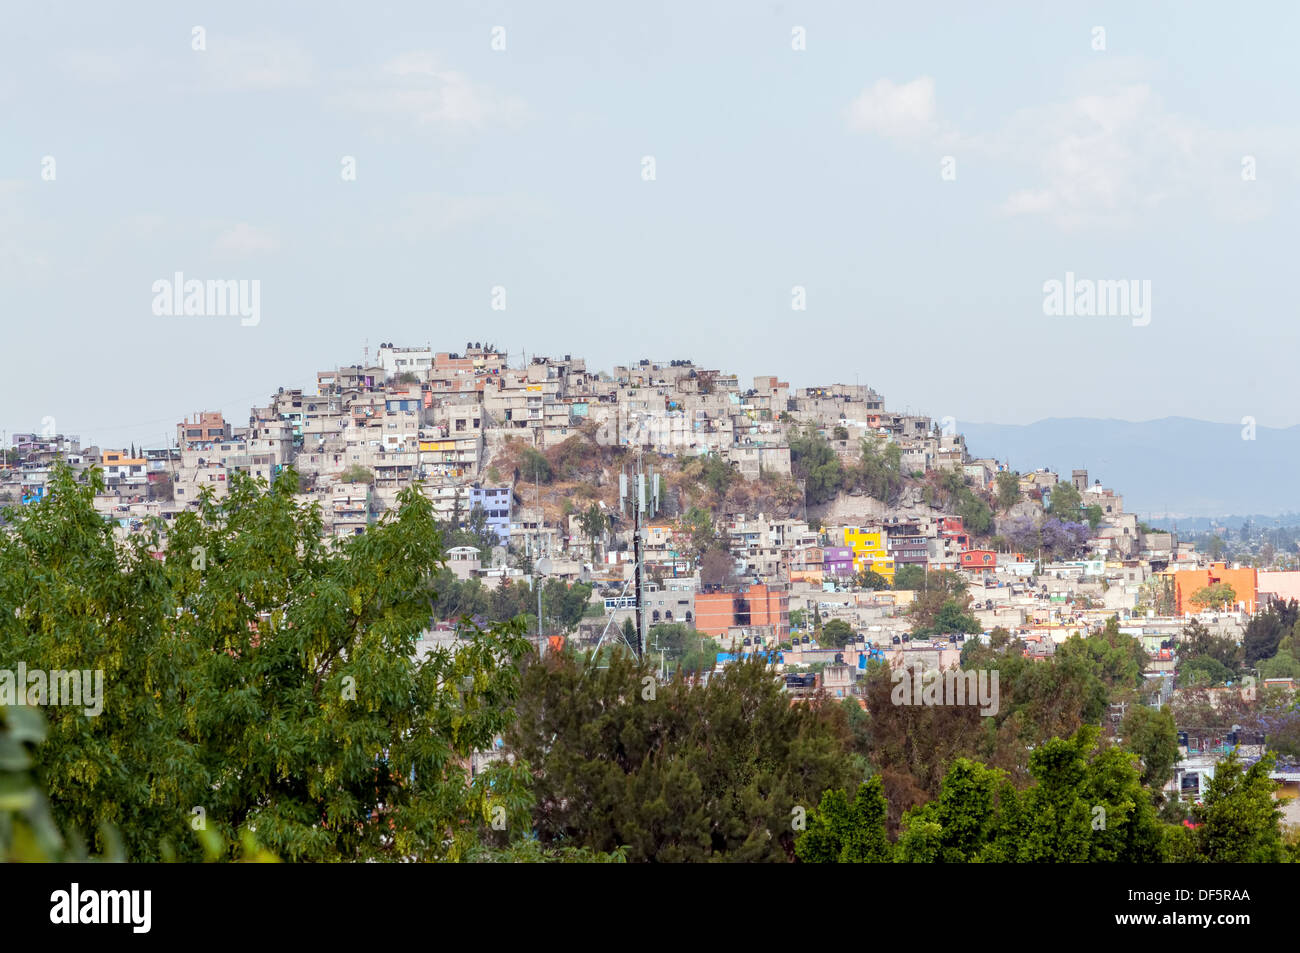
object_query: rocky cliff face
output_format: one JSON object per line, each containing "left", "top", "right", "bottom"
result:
{"left": 812, "top": 485, "right": 945, "bottom": 524}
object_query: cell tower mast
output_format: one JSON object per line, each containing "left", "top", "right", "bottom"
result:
{"left": 619, "top": 451, "right": 660, "bottom": 659}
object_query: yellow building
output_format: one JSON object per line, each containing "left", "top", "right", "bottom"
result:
{"left": 842, "top": 527, "right": 896, "bottom": 582}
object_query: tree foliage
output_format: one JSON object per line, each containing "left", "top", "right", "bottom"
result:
{"left": 338, "top": 464, "right": 373, "bottom": 484}
{"left": 1119, "top": 705, "right": 1181, "bottom": 790}
{"left": 1189, "top": 583, "right": 1237, "bottom": 611}
{"left": 820, "top": 618, "right": 855, "bottom": 649}
{"left": 1243, "top": 600, "right": 1299, "bottom": 665}
{"left": 795, "top": 777, "right": 893, "bottom": 863}
{"left": 1048, "top": 482, "right": 1083, "bottom": 522}
{"left": 994, "top": 471, "right": 1021, "bottom": 511}
{"left": 505, "top": 651, "right": 853, "bottom": 861}
{"left": 789, "top": 426, "right": 844, "bottom": 505}
{"left": 1, "top": 463, "right": 534, "bottom": 862}
{"left": 1193, "top": 751, "right": 1285, "bottom": 862}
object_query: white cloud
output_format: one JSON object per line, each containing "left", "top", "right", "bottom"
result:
{"left": 991, "top": 84, "right": 1291, "bottom": 228}
{"left": 212, "top": 223, "right": 280, "bottom": 257}
{"left": 845, "top": 77, "right": 938, "bottom": 139}
{"left": 332, "top": 52, "right": 526, "bottom": 131}
{"left": 848, "top": 73, "right": 1297, "bottom": 229}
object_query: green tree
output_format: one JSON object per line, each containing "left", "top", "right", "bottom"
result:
{"left": 507, "top": 651, "right": 853, "bottom": 861}
{"left": 679, "top": 506, "right": 716, "bottom": 562}
{"left": 1048, "top": 482, "right": 1082, "bottom": 522}
{"left": 439, "top": 500, "right": 499, "bottom": 561}
{"left": 994, "top": 471, "right": 1021, "bottom": 511}
{"left": 956, "top": 489, "right": 993, "bottom": 536}
{"left": 688, "top": 453, "right": 737, "bottom": 497}
{"left": 1257, "top": 627, "right": 1300, "bottom": 679}
{"left": 855, "top": 568, "right": 891, "bottom": 591}
{"left": 649, "top": 623, "right": 716, "bottom": 673}
{"left": 856, "top": 438, "right": 904, "bottom": 503}
{"left": 1179, "top": 655, "right": 1233, "bottom": 687}
{"left": 907, "top": 572, "right": 977, "bottom": 636}
{"left": 892, "top": 564, "right": 927, "bottom": 591}
{"left": 821, "top": 618, "right": 855, "bottom": 649}
{"left": 1007, "top": 727, "right": 1163, "bottom": 862}
{"left": 338, "top": 464, "right": 373, "bottom": 484}
{"left": 1119, "top": 705, "right": 1180, "bottom": 790}
{"left": 520, "top": 446, "right": 552, "bottom": 484}
{"left": 1189, "top": 583, "right": 1236, "bottom": 611}
{"left": 927, "top": 600, "right": 981, "bottom": 636}
{"left": 795, "top": 777, "right": 893, "bottom": 863}
{"left": 1, "top": 463, "right": 535, "bottom": 862}
{"left": 789, "top": 426, "right": 844, "bottom": 505}
{"left": 576, "top": 503, "right": 608, "bottom": 560}
{"left": 1193, "top": 751, "right": 1285, "bottom": 862}
{"left": 897, "top": 758, "right": 1015, "bottom": 863}
{"left": 1243, "top": 600, "right": 1299, "bottom": 665}
{"left": 0, "top": 705, "right": 69, "bottom": 861}
{"left": 1056, "top": 617, "right": 1147, "bottom": 691}
{"left": 1177, "top": 620, "right": 1242, "bottom": 676}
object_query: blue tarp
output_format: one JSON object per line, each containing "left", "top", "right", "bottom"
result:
{"left": 716, "top": 650, "right": 785, "bottom": 664}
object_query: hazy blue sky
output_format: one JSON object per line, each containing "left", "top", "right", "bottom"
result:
{"left": 4, "top": 1, "right": 1298, "bottom": 450}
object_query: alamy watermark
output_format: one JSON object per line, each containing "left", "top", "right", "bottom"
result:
{"left": 50, "top": 883, "right": 150, "bottom": 933}
{"left": 152, "top": 273, "right": 260, "bottom": 326}
{"left": 1042, "top": 272, "right": 1150, "bottom": 327}
{"left": 0, "top": 663, "right": 103, "bottom": 716}
{"left": 891, "top": 666, "right": 999, "bottom": 716}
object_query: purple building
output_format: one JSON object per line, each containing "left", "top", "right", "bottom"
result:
{"left": 823, "top": 546, "right": 855, "bottom": 578}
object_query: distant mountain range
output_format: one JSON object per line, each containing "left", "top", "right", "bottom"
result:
{"left": 957, "top": 417, "right": 1300, "bottom": 520}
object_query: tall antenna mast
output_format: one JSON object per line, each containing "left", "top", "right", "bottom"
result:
{"left": 619, "top": 451, "right": 660, "bottom": 659}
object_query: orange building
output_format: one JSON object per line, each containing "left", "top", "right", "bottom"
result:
{"left": 1169, "top": 563, "right": 1258, "bottom": 614}
{"left": 176, "top": 410, "right": 230, "bottom": 448}
{"left": 694, "top": 583, "right": 790, "bottom": 640}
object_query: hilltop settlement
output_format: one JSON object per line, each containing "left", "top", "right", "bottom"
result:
{"left": 5, "top": 343, "right": 1299, "bottom": 819}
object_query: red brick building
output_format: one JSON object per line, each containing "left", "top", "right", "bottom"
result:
{"left": 694, "top": 583, "right": 790, "bottom": 640}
